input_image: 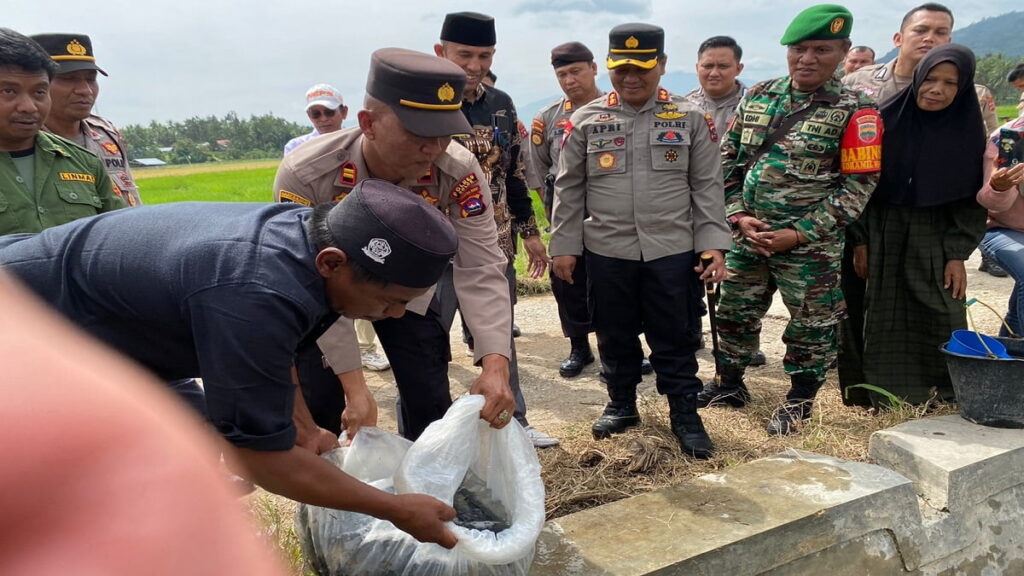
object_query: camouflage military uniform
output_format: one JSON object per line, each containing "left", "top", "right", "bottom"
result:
{"left": 843, "top": 59, "right": 999, "bottom": 135}
{"left": 717, "top": 76, "right": 881, "bottom": 379}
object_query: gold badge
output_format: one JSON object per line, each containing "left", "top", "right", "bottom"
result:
{"left": 66, "top": 39, "right": 88, "bottom": 56}
{"left": 830, "top": 17, "right": 845, "bottom": 34}
{"left": 654, "top": 111, "right": 685, "bottom": 120}
{"left": 625, "top": 36, "right": 640, "bottom": 49}
{"left": 598, "top": 152, "right": 615, "bottom": 169}
{"left": 437, "top": 83, "right": 456, "bottom": 103}
{"left": 278, "top": 190, "right": 312, "bottom": 206}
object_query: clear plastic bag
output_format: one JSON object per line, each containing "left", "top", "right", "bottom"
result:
{"left": 295, "top": 395, "right": 545, "bottom": 576}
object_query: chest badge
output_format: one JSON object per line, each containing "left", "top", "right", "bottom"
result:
{"left": 664, "top": 150, "right": 679, "bottom": 163}
{"left": 657, "top": 130, "right": 683, "bottom": 143}
{"left": 598, "top": 152, "right": 616, "bottom": 169}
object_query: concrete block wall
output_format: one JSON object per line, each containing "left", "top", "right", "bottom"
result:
{"left": 529, "top": 415, "right": 1024, "bottom": 575}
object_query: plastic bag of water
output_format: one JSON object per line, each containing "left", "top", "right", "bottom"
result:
{"left": 295, "top": 395, "right": 545, "bottom": 575}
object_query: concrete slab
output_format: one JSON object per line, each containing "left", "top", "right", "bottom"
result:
{"left": 530, "top": 450, "right": 920, "bottom": 576}
{"left": 868, "top": 415, "right": 1024, "bottom": 513}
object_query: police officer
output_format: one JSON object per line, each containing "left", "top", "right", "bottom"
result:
{"left": 0, "top": 180, "right": 463, "bottom": 549}
{"left": 700, "top": 5, "right": 881, "bottom": 435}
{"left": 684, "top": 36, "right": 748, "bottom": 142}
{"left": 0, "top": 28, "right": 123, "bottom": 236}
{"left": 550, "top": 24, "right": 731, "bottom": 459}
{"left": 843, "top": 4, "right": 998, "bottom": 134}
{"left": 274, "top": 48, "right": 515, "bottom": 441}
{"left": 31, "top": 33, "right": 141, "bottom": 207}
{"left": 528, "top": 42, "right": 603, "bottom": 378}
{"left": 434, "top": 12, "right": 558, "bottom": 448}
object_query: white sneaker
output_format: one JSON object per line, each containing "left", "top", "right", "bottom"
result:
{"left": 524, "top": 425, "right": 560, "bottom": 448}
{"left": 361, "top": 350, "right": 390, "bottom": 371}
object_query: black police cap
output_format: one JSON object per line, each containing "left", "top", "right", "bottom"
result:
{"left": 30, "top": 33, "right": 108, "bottom": 76}
{"left": 440, "top": 12, "right": 496, "bottom": 47}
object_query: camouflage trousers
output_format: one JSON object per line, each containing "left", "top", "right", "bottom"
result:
{"left": 716, "top": 241, "right": 847, "bottom": 379}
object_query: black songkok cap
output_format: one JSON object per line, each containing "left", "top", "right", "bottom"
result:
{"left": 607, "top": 23, "right": 664, "bottom": 70}
{"left": 440, "top": 12, "right": 496, "bottom": 47}
{"left": 327, "top": 179, "right": 458, "bottom": 289}
{"left": 30, "top": 33, "right": 108, "bottom": 76}
{"left": 551, "top": 41, "right": 595, "bottom": 69}
{"left": 366, "top": 48, "right": 473, "bottom": 137}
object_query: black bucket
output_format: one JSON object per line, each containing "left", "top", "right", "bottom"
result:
{"left": 942, "top": 337, "right": 1024, "bottom": 428}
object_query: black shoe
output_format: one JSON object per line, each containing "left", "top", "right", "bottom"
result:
{"left": 696, "top": 373, "right": 750, "bottom": 408}
{"left": 668, "top": 394, "right": 714, "bottom": 459}
{"left": 696, "top": 334, "right": 706, "bottom": 350}
{"left": 749, "top": 350, "right": 767, "bottom": 366}
{"left": 512, "top": 323, "right": 522, "bottom": 338}
{"left": 592, "top": 402, "right": 640, "bottom": 439}
{"left": 980, "top": 253, "right": 1008, "bottom": 278}
{"left": 559, "top": 338, "right": 595, "bottom": 378}
{"left": 641, "top": 357, "right": 653, "bottom": 375}
{"left": 766, "top": 400, "right": 813, "bottom": 436}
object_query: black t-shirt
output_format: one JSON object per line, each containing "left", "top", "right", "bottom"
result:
{"left": 0, "top": 202, "right": 334, "bottom": 450}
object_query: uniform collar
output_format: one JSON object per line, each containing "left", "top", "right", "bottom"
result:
{"left": 34, "top": 130, "right": 73, "bottom": 157}
{"left": 774, "top": 76, "right": 842, "bottom": 105}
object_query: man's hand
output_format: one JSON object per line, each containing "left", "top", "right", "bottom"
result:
{"left": 853, "top": 245, "right": 868, "bottom": 279}
{"left": 389, "top": 494, "right": 458, "bottom": 549}
{"left": 756, "top": 228, "right": 803, "bottom": 254}
{"left": 522, "top": 235, "right": 551, "bottom": 279}
{"left": 694, "top": 250, "right": 727, "bottom": 283}
{"left": 736, "top": 215, "right": 773, "bottom": 256}
{"left": 292, "top": 379, "right": 340, "bottom": 454}
{"left": 339, "top": 371, "right": 378, "bottom": 444}
{"left": 990, "top": 163, "right": 1024, "bottom": 192}
{"left": 945, "top": 259, "right": 968, "bottom": 300}
{"left": 471, "top": 354, "right": 514, "bottom": 428}
{"left": 552, "top": 255, "right": 577, "bottom": 283}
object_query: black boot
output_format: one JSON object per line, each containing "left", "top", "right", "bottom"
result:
{"left": 749, "top": 349, "right": 767, "bottom": 366}
{"left": 668, "top": 394, "right": 714, "bottom": 459}
{"left": 591, "top": 401, "right": 640, "bottom": 439}
{"left": 696, "top": 366, "right": 750, "bottom": 408}
{"left": 641, "top": 357, "right": 654, "bottom": 375}
{"left": 980, "top": 253, "right": 1008, "bottom": 278}
{"left": 766, "top": 374, "right": 822, "bottom": 436}
{"left": 559, "top": 337, "right": 595, "bottom": 378}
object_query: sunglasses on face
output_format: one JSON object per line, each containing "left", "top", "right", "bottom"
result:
{"left": 308, "top": 108, "right": 337, "bottom": 120}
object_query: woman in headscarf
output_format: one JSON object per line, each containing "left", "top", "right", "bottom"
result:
{"left": 858, "top": 44, "right": 988, "bottom": 406}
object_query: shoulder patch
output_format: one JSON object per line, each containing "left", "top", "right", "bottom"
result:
{"left": 531, "top": 117, "right": 546, "bottom": 146}
{"left": 840, "top": 108, "right": 882, "bottom": 174}
{"left": 278, "top": 190, "right": 312, "bottom": 206}
{"left": 451, "top": 173, "right": 486, "bottom": 218}
{"left": 703, "top": 114, "right": 718, "bottom": 143}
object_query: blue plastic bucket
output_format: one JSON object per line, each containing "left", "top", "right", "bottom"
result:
{"left": 943, "top": 338, "right": 1024, "bottom": 428}
{"left": 946, "top": 330, "right": 1011, "bottom": 359}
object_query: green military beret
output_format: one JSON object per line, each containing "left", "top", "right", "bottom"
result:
{"left": 780, "top": 4, "right": 853, "bottom": 45}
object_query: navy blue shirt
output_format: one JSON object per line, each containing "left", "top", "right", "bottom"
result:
{"left": 0, "top": 202, "right": 334, "bottom": 450}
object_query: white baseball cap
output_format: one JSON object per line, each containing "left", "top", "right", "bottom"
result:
{"left": 304, "top": 83, "right": 344, "bottom": 111}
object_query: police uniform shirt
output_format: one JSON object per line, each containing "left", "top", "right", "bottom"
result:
{"left": 80, "top": 115, "right": 142, "bottom": 206}
{"left": 527, "top": 95, "right": 602, "bottom": 189}
{"left": 683, "top": 82, "right": 748, "bottom": 142}
{"left": 0, "top": 202, "right": 333, "bottom": 451}
{"left": 273, "top": 126, "right": 511, "bottom": 372}
{"left": 844, "top": 59, "right": 1000, "bottom": 134}
{"left": 0, "top": 130, "right": 124, "bottom": 235}
{"left": 549, "top": 88, "right": 732, "bottom": 261}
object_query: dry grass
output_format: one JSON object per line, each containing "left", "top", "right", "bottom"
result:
{"left": 537, "top": 375, "right": 957, "bottom": 520}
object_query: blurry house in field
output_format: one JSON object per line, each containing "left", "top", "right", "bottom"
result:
{"left": 132, "top": 158, "right": 167, "bottom": 167}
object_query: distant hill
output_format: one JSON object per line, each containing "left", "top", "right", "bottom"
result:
{"left": 517, "top": 71, "right": 699, "bottom": 124}
{"left": 880, "top": 11, "right": 1024, "bottom": 62}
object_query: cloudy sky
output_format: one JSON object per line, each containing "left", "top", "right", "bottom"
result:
{"left": 7, "top": 0, "right": 1019, "bottom": 128}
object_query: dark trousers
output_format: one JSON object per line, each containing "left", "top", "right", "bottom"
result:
{"left": 294, "top": 340, "right": 346, "bottom": 435}
{"left": 550, "top": 253, "right": 592, "bottom": 338}
{"left": 587, "top": 251, "right": 703, "bottom": 401}
{"left": 374, "top": 306, "right": 457, "bottom": 440}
